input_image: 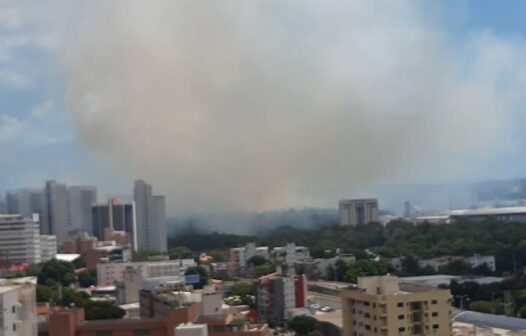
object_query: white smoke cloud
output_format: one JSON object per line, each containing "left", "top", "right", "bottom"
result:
{"left": 63, "top": 1, "right": 526, "bottom": 212}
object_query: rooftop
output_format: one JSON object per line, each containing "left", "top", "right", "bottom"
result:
{"left": 454, "top": 311, "right": 526, "bottom": 331}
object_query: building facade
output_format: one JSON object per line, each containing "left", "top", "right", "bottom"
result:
{"left": 339, "top": 199, "right": 379, "bottom": 226}
{"left": 40, "top": 235, "right": 57, "bottom": 262}
{"left": 67, "top": 186, "right": 97, "bottom": 234}
{"left": 0, "top": 283, "right": 37, "bottom": 336}
{"left": 134, "top": 180, "right": 167, "bottom": 252}
{"left": 255, "top": 266, "right": 306, "bottom": 323}
{"left": 92, "top": 198, "right": 137, "bottom": 249}
{"left": 0, "top": 214, "right": 42, "bottom": 264}
{"left": 341, "top": 276, "right": 452, "bottom": 336}
{"left": 97, "top": 259, "right": 195, "bottom": 286}
{"left": 230, "top": 243, "right": 269, "bottom": 275}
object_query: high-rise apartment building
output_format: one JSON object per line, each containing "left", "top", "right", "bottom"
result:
{"left": 134, "top": 180, "right": 167, "bottom": 252}
{"left": 0, "top": 214, "right": 42, "bottom": 264}
{"left": 341, "top": 276, "right": 452, "bottom": 336}
{"left": 339, "top": 198, "right": 379, "bottom": 226}
{"left": 255, "top": 265, "right": 306, "bottom": 323}
{"left": 42, "top": 180, "right": 69, "bottom": 243}
{"left": 6, "top": 189, "right": 45, "bottom": 220}
{"left": 92, "top": 198, "right": 137, "bottom": 249}
{"left": 67, "top": 186, "right": 97, "bottom": 233}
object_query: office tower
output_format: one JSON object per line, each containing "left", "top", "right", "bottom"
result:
{"left": 43, "top": 180, "right": 70, "bottom": 243}
{"left": 134, "top": 180, "right": 167, "bottom": 252}
{"left": 6, "top": 189, "right": 45, "bottom": 220}
{"left": 341, "top": 276, "right": 452, "bottom": 336}
{"left": 0, "top": 214, "right": 42, "bottom": 264}
{"left": 92, "top": 198, "right": 137, "bottom": 249}
{"left": 68, "top": 186, "right": 97, "bottom": 234}
{"left": 339, "top": 198, "right": 379, "bottom": 226}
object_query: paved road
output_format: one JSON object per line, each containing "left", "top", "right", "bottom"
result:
{"left": 307, "top": 291, "right": 342, "bottom": 310}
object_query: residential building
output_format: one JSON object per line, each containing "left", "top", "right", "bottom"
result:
{"left": 91, "top": 198, "right": 137, "bottom": 250}
{"left": 134, "top": 180, "right": 167, "bottom": 252}
{"left": 339, "top": 198, "right": 379, "bottom": 226}
{"left": 97, "top": 259, "right": 195, "bottom": 286}
{"left": 38, "top": 284, "right": 270, "bottom": 336}
{"left": 272, "top": 243, "right": 311, "bottom": 266}
{"left": 419, "top": 257, "right": 451, "bottom": 272}
{"left": 0, "top": 282, "right": 37, "bottom": 336}
{"left": 341, "top": 276, "right": 452, "bottom": 336}
{"left": 419, "top": 254, "right": 496, "bottom": 272}
{"left": 255, "top": 265, "right": 307, "bottom": 323}
{"left": 464, "top": 254, "right": 496, "bottom": 272}
{"left": 39, "top": 235, "right": 57, "bottom": 262}
{"left": 230, "top": 242, "right": 269, "bottom": 275}
{"left": 67, "top": 186, "right": 97, "bottom": 234}
{"left": 0, "top": 214, "right": 41, "bottom": 264}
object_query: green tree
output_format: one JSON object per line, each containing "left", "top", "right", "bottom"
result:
{"left": 84, "top": 301, "right": 125, "bottom": 320}
{"left": 255, "top": 263, "right": 276, "bottom": 277}
{"left": 78, "top": 269, "right": 97, "bottom": 288}
{"left": 185, "top": 266, "right": 209, "bottom": 289}
{"left": 37, "top": 259, "right": 76, "bottom": 286}
{"left": 469, "top": 300, "right": 497, "bottom": 314}
{"left": 229, "top": 282, "right": 254, "bottom": 296}
{"left": 287, "top": 316, "right": 320, "bottom": 336}
{"left": 247, "top": 255, "right": 267, "bottom": 267}
{"left": 169, "top": 246, "right": 194, "bottom": 260}
{"left": 36, "top": 284, "right": 58, "bottom": 303}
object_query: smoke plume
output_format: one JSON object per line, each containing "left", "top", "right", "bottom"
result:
{"left": 64, "top": 1, "right": 526, "bottom": 212}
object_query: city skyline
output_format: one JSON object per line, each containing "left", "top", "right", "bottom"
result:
{"left": 2, "top": 1, "right": 526, "bottom": 214}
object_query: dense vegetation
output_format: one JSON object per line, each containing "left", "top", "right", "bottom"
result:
{"left": 31, "top": 259, "right": 124, "bottom": 320}
{"left": 170, "top": 219, "right": 526, "bottom": 274}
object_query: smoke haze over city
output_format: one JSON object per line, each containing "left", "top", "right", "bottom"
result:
{"left": 2, "top": 1, "right": 526, "bottom": 213}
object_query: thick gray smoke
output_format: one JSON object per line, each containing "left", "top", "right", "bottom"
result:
{"left": 64, "top": 1, "right": 525, "bottom": 212}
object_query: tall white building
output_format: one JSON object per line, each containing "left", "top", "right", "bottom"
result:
{"left": 339, "top": 198, "right": 379, "bottom": 226}
{"left": 68, "top": 186, "right": 97, "bottom": 234}
{"left": 0, "top": 283, "right": 37, "bottom": 336}
{"left": 134, "top": 180, "right": 167, "bottom": 252}
{"left": 0, "top": 214, "right": 42, "bottom": 264}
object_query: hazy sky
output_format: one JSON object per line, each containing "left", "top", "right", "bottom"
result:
{"left": 1, "top": 1, "right": 526, "bottom": 213}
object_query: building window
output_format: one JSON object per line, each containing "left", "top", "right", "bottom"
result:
{"left": 398, "top": 314, "right": 404, "bottom": 320}
{"left": 365, "top": 325, "right": 371, "bottom": 330}
{"left": 399, "top": 327, "right": 405, "bottom": 332}
{"left": 431, "top": 300, "right": 438, "bottom": 305}
{"left": 364, "top": 302, "right": 370, "bottom": 306}
{"left": 413, "top": 325, "right": 422, "bottom": 334}
{"left": 398, "top": 302, "right": 404, "bottom": 307}
{"left": 432, "top": 325, "right": 439, "bottom": 330}
{"left": 365, "top": 313, "right": 370, "bottom": 318}
{"left": 432, "top": 312, "right": 438, "bottom": 317}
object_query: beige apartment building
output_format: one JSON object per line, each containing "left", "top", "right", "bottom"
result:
{"left": 341, "top": 276, "right": 452, "bottom": 336}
